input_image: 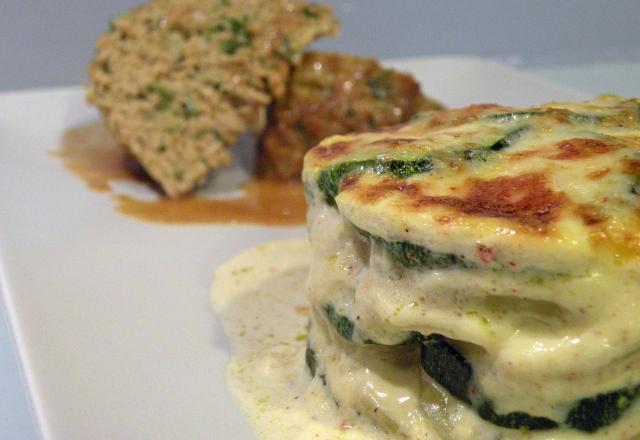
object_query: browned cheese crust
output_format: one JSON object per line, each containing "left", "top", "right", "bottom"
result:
{"left": 256, "top": 51, "right": 444, "bottom": 180}
{"left": 88, "top": 0, "right": 339, "bottom": 197}
{"left": 303, "top": 96, "right": 640, "bottom": 269}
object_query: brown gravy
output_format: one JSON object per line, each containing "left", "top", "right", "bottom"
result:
{"left": 54, "top": 122, "right": 307, "bottom": 226}
{"left": 54, "top": 121, "right": 141, "bottom": 192}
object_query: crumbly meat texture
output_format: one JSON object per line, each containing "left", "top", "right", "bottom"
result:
{"left": 87, "top": 0, "right": 339, "bottom": 197}
{"left": 256, "top": 51, "right": 443, "bottom": 180}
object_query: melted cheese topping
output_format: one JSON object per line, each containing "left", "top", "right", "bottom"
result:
{"left": 303, "top": 95, "right": 640, "bottom": 269}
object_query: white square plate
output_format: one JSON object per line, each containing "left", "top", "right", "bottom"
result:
{"left": 0, "top": 56, "right": 587, "bottom": 439}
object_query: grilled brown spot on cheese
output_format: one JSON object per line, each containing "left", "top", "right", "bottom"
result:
{"left": 337, "top": 172, "right": 566, "bottom": 231}
{"left": 575, "top": 203, "right": 607, "bottom": 226}
{"left": 622, "top": 157, "right": 640, "bottom": 174}
{"left": 412, "top": 173, "right": 566, "bottom": 228}
{"left": 550, "top": 138, "right": 618, "bottom": 160}
{"left": 313, "top": 141, "right": 352, "bottom": 160}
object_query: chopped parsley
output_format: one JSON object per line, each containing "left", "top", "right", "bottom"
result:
{"left": 631, "top": 175, "right": 640, "bottom": 195}
{"left": 147, "top": 83, "right": 175, "bottom": 111}
{"left": 211, "top": 128, "right": 228, "bottom": 144}
{"left": 220, "top": 39, "right": 242, "bottom": 54}
{"left": 276, "top": 34, "right": 295, "bottom": 62}
{"left": 218, "top": 15, "right": 253, "bottom": 54}
{"left": 302, "top": 5, "right": 320, "bottom": 18}
{"left": 173, "top": 167, "right": 185, "bottom": 181}
{"left": 181, "top": 97, "right": 200, "bottom": 118}
{"left": 204, "top": 80, "right": 221, "bottom": 91}
{"left": 203, "top": 22, "right": 226, "bottom": 40}
{"left": 367, "top": 69, "right": 393, "bottom": 100}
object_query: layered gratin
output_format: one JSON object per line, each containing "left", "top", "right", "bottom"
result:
{"left": 301, "top": 95, "right": 640, "bottom": 439}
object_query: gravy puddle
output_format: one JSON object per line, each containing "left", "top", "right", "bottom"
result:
{"left": 54, "top": 122, "right": 307, "bottom": 225}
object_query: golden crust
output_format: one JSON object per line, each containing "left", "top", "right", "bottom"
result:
{"left": 303, "top": 96, "right": 640, "bottom": 269}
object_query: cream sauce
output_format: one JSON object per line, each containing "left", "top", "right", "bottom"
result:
{"left": 211, "top": 239, "right": 388, "bottom": 439}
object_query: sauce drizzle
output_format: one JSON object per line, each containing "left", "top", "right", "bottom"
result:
{"left": 54, "top": 122, "right": 307, "bottom": 225}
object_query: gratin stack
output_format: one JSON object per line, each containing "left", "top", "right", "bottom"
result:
{"left": 302, "top": 96, "right": 640, "bottom": 439}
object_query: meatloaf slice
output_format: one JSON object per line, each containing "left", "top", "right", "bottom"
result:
{"left": 256, "top": 51, "right": 444, "bottom": 180}
{"left": 88, "top": 0, "right": 338, "bottom": 197}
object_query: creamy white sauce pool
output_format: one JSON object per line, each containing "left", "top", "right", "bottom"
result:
{"left": 211, "top": 239, "right": 389, "bottom": 439}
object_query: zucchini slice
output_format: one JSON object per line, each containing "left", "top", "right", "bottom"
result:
{"left": 420, "top": 334, "right": 472, "bottom": 403}
{"left": 316, "top": 128, "right": 529, "bottom": 203}
{"left": 355, "top": 226, "right": 476, "bottom": 270}
{"left": 419, "top": 334, "right": 640, "bottom": 432}
{"left": 565, "top": 385, "right": 640, "bottom": 432}
{"left": 322, "top": 303, "right": 420, "bottom": 345}
{"left": 487, "top": 109, "right": 604, "bottom": 125}
{"left": 463, "top": 126, "right": 530, "bottom": 161}
{"left": 305, "top": 345, "right": 318, "bottom": 377}
{"left": 317, "top": 156, "right": 433, "bottom": 203}
{"left": 312, "top": 320, "right": 640, "bottom": 432}
{"left": 322, "top": 304, "right": 354, "bottom": 340}
{"left": 420, "top": 335, "right": 558, "bottom": 431}
{"left": 477, "top": 401, "right": 558, "bottom": 431}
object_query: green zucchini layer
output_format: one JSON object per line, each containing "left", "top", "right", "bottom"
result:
{"left": 565, "top": 384, "right": 640, "bottom": 433}
{"left": 316, "top": 127, "right": 530, "bottom": 204}
{"left": 305, "top": 344, "right": 318, "bottom": 377}
{"left": 304, "top": 343, "right": 326, "bottom": 385}
{"left": 311, "top": 315, "right": 640, "bottom": 433}
{"left": 486, "top": 110, "right": 604, "bottom": 125}
{"left": 322, "top": 304, "right": 420, "bottom": 345}
{"left": 317, "top": 157, "right": 434, "bottom": 203}
{"left": 420, "top": 334, "right": 640, "bottom": 433}
{"left": 322, "top": 304, "right": 355, "bottom": 340}
{"left": 355, "top": 226, "right": 476, "bottom": 270}
{"left": 421, "top": 334, "right": 559, "bottom": 431}
{"left": 462, "top": 126, "right": 529, "bottom": 161}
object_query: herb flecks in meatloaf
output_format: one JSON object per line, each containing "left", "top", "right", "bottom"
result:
{"left": 257, "top": 51, "right": 443, "bottom": 180}
{"left": 88, "top": 0, "right": 339, "bottom": 197}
